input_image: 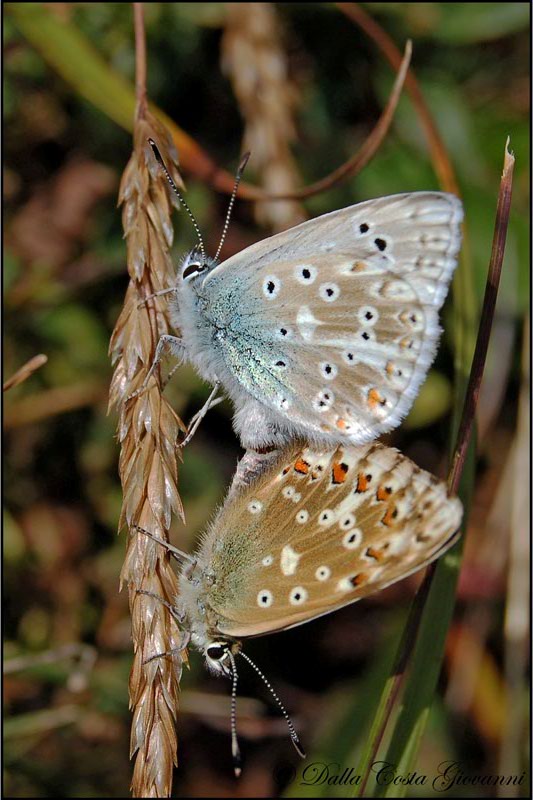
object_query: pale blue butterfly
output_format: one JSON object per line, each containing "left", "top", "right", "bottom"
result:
{"left": 141, "top": 140, "right": 463, "bottom": 450}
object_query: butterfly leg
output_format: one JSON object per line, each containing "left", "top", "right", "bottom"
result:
{"left": 132, "top": 524, "right": 193, "bottom": 565}
{"left": 136, "top": 588, "right": 186, "bottom": 625}
{"left": 179, "top": 379, "right": 222, "bottom": 448}
{"left": 126, "top": 334, "right": 184, "bottom": 402}
{"left": 143, "top": 644, "right": 190, "bottom": 665}
{"left": 160, "top": 359, "right": 183, "bottom": 393}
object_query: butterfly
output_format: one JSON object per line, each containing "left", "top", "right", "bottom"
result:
{"left": 137, "top": 440, "right": 462, "bottom": 772}
{"left": 141, "top": 140, "right": 463, "bottom": 450}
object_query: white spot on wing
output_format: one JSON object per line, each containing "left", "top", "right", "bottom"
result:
{"left": 281, "top": 545, "right": 301, "bottom": 576}
{"left": 319, "top": 283, "right": 340, "bottom": 302}
{"left": 318, "top": 509, "right": 335, "bottom": 527}
{"left": 342, "top": 350, "right": 358, "bottom": 366}
{"left": 257, "top": 589, "right": 273, "bottom": 607}
{"left": 315, "top": 565, "right": 331, "bottom": 582}
{"left": 337, "top": 577, "right": 353, "bottom": 593}
{"left": 263, "top": 275, "right": 281, "bottom": 299}
{"left": 289, "top": 586, "right": 308, "bottom": 605}
{"left": 339, "top": 513, "right": 356, "bottom": 530}
{"left": 294, "top": 264, "right": 318, "bottom": 284}
{"left": 320, "top": 362, "right": 338, "bottom": 380}
{"left": 357, "top": 306, "right": 379, "bottom": 326}
{"left": 381, "top": 279, "right": 416, "bottom": 301}
{"left": 296, "top": 305, "right": 321, "bottom": 341}
{"left": 313, "top": 389, "right": 335, "bottom": 413}
{"left": 342, "top": 528, "right": 362, "bottom": 549}
{"left": 281, "top": 486, "right": 301, "bottom": 503}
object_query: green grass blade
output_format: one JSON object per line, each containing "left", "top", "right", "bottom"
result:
{"left": 378, "top": 488, "right": 472, "bottom": 799}
{"left": 5, "top": 2, "right": 200, "bottom": 159}
{"left": 373, "top": 139, "right": 514, "bottom": 796}
{"left": 284, "top": 635, "right": 399, "bottom": 798}
{"left": 6, "top": 2, "right": 137, "bottom": 131}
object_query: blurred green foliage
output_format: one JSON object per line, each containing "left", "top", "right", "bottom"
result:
{"left": 3, "top": 3, "right": 529, "bottom": 798}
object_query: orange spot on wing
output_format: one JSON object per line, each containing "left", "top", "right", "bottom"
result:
{"left": 332, "top": 462, "right": 349, "bottom": 484}
{"left": 356, "top": 472, "right": 371, "bottom": 493}
{"left": 368, "top": 388, "right": 385, "bottom": 408}
{"left": 376, "top": 485, "right": 391, "bottom": 502}
{"left": 381, "top": 505, "right": 397, "bottom": 527}
{"left": 350, "top": 572, "right": 369, "bottom": 587}
{"left": 351, "top": 261, "right": 367, "bottom": 272}
{"left": 294, "top": 459, "right": 310, "bottom": 475}
{"left": 336, "top": 418, "right": 347, "bottom": 430}
{"left": 366, "top": 546, "right": 385, "bottom": 562}
{"left": 311, "top": 464, "right": 324, "bottom": 480}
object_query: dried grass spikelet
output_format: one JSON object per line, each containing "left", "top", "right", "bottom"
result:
{"left": 222, "top": 2, "right": 305, "bottom": 231}
{"left": 108, "top": 109, "right": 188, "bottom": 798}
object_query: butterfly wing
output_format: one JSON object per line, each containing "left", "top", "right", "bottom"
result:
{"left": 196, "top": 443, "right": 462, "bottom": 638}
{"left": 203, "top": 192, "right": 463, "bottom": 443}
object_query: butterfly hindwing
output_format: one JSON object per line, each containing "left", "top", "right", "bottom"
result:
{"left": 196, "top": 443, "right": 462, "bottom": 638}
{"left": 202, "top": 192, "right": 463, "bottom": 444}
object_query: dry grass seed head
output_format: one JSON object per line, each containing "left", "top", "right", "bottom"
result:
{"left": 109, "top": 110, "right": 187, "bottom": 797}
{"left": 222, "top": 2, "right": 305, "bottom": 231}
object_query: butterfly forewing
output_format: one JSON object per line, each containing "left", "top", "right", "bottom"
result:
{"left": 196, "top": 443, "right": 462, "bottom": 638}
{"left": 203, "top": 192, "right": 463, "bottom": 444}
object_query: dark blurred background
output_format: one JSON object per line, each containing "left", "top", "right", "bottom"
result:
{"left": 3, "top": 3, "right": 530, "bottom": 798}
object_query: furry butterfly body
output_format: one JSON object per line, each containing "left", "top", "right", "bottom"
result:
{"left": 163, "top": 191, "right": 463, "bottom": 449}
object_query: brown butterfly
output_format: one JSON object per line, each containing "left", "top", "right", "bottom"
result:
{"left": 138, "top": 441, "right": 462, "bottom": 772}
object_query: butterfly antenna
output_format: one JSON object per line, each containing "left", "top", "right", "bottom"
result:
{"left": 148, "top": 138, "right": 206, "bottom": 260}
{"left": 214, "top": 151, "right": 251, "bottom": 263}
{"left": 227, "top": 650, "right": 242, "bottom": 778}
{"left": 238, "top": 650, "right": 306, "bottom": 759}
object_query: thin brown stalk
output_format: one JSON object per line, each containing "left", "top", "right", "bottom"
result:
{"left": 2, "top": 354, "right": 48, "bottom": 392}
{"left": 8, "top": 1, "right": 410, "bottom": 207}
{"left": 336, "top": 2, "right": 460, "bottom": 196}
{"left": 213, "top": 36, "right": 411, "bottom": 204}
{"left": 3, "top": 381, "right": 105, "bottom": 429}
{"left": 109, "top": 6, "right": 188, "bottom": 796}
{"left": 264, "top": 39, "right": 412, "bottom": 203}
{"left": 448, "top": 140, "right": 515, "bottom": 493}
{"left": 357, "top": 138, "right": 514, "bottom": 795}
{"left": 134, "top": 3, "right": 147, "bottom": 120}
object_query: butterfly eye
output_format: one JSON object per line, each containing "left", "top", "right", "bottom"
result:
{"left": 206, "top": 643, "right": 228, "bottom": 661}
{"left": 183, "top": 261, "right": 207, "bottom": 280}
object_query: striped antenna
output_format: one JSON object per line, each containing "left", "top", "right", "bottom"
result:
{"left": 227, "top": 649, "right": 242, "bottom": 778}
{"left": 239, "top": 650, "right": 305, "bottom": 759}
{"left": 148, "top": 138, "right": 206, "bottom": 260}
{"left": 214, "top": 151, "right": 251, "bottom": 262}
